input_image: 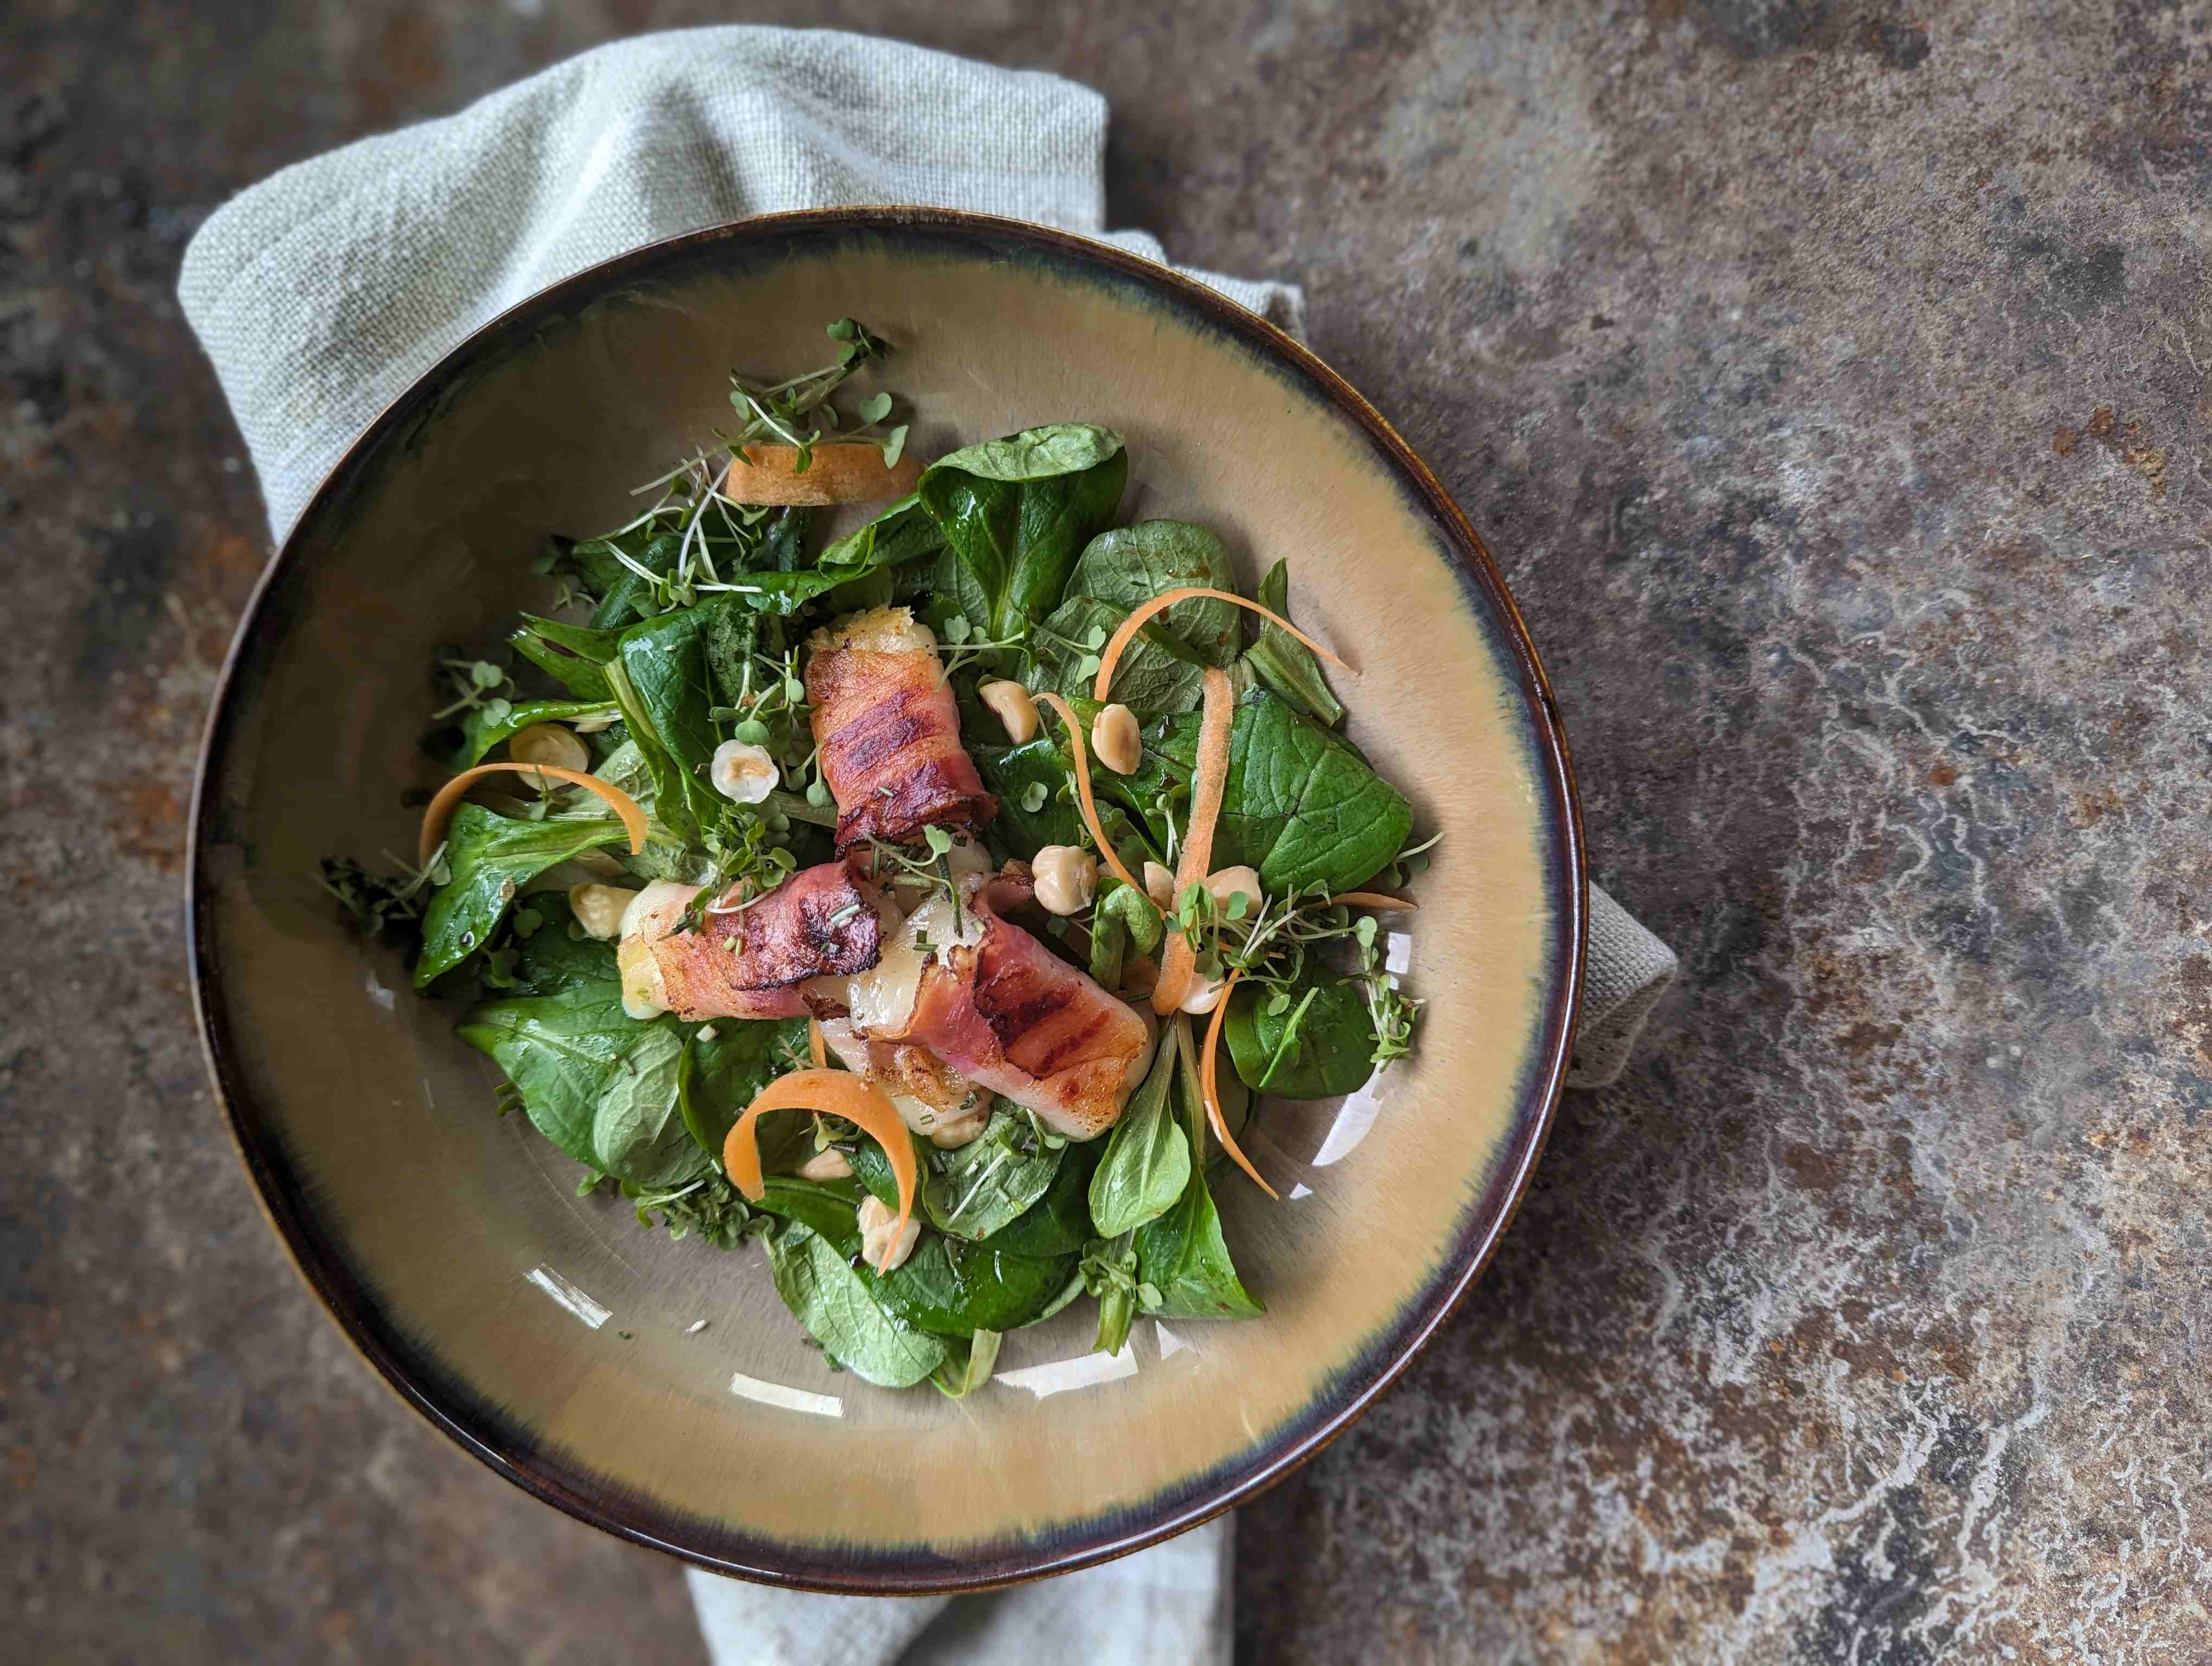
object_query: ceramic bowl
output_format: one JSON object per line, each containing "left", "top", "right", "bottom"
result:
{"left": 189, "top": 208, "right": 1583, "bottom": 1591}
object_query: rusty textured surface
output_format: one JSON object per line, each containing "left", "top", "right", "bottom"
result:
{"left": 7, "top": 1, "right": 2208, "bottom": 1660}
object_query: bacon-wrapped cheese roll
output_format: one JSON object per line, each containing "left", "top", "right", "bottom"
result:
{"left": 844, "top": 866, "right": 1154, "bottom": 1140}
{"left": 618, "top": 864, "right": 888, "bottom": 1022}
{"left": 815, "top": 1017, "right": 993, "bottom": 1149}
{"left": 804, "top": 606, "right": 996, "bottom": 854}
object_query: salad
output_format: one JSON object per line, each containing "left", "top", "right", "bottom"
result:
{"left": 325, "top": 320, "right": 1432, "bottom": 1395}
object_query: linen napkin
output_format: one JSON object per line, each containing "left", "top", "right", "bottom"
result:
{"left": 177, "top": 26, "right": 1677, "bottom": 1666}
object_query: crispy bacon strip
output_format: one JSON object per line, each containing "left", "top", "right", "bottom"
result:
{"left": 617, "top": 864, "right": 884, "bottom": 1021}
{"left": 805, "top": 606, "right": 996, "bottom": 853}
{"left": 872, "top": 871, "right": 1155, "bottom": 1140}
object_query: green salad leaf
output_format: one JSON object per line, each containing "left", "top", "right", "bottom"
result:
{"left": 931, "top": 1328, "right": 1002, "bottom": 1399}
{"left": 916, "top": 424, "right": 1127, "bottom": 640}
{"left": 587, "top": 1023, "right": 704, "bottom": 1189}
{"left": 1087, "top": 1031, "right": 1188, "bottom": 1237}
{"left": 715, "top": 495, "right": 941, "bottom": 617}
{"left": 764, "top": 1222, "right": 949, "bottom": 1388}
{"left": 1033, "top": 522, "right": 1238, "bottom": 714}
{"left": 509, "top": 614, "right": 623, "bottom": 701}
{"left": 865, "top": 1233, "right": 1078, "bottom": 1338}
{"left": 1222, "top": 973, "right": 1377, "bottom": 1099}
{"left": 414, "top": 804, "right": 628, "bottom": 987}
{"left": 970, "top": 737, "right": 1085, "bottom": 856}
{"left": 923, "top": 1106, "right": 1063, "bottom": 1242}
{"left": 677, "top": 1018, "right": 813, "bottom": 1165}
{"left": 504, "top": 894, "right": 617, "bottom": 993}
{"left": 1214, "top": 690, "right": 1411, "bottom": 892}
{"left": 1133, "top": 1045, "right": 1263, "bottom": 1321}
{"left": 749, "top": 1172, "right": 867, "bottom": 1246}
{"left": 447, "top": 698, "right": 618, "bottom": 771}
{"left": 456, "top": 985, "right": 705, "bottom": 1188}
{"left": 1117, "top": 689, "right": 1411, "bottom": 894}
{"left": 1244, "top": 558, "right": 1344, "bottom": 725}
{"left": 564, "top": 528, "right": 683, "bottom": 629}
{"left": 986, "top": 1134, "right": 1102, "bottom": 1260}
{"left": 608, "top": 599, "right": 734, "bottom": 839}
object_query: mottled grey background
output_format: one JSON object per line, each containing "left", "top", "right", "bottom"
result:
{"left": 7, "top": 1, "right": 2208, "bottom": 1661}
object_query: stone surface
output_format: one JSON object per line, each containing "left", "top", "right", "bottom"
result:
{"left": 7, "top": 1, "right": 2209, "bottom": 1659}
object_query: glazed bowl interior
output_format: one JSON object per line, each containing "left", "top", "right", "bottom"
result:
{"left": 191, "top": 210, "right": 1581, "bottom": 1591}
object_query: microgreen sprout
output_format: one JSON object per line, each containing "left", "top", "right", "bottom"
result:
{"left": 724, "top": 319, "right": 907, "bottom": 473}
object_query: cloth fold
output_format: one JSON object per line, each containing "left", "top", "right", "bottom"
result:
{"left": 178, "top": 25, "right": 1676, "bottom": 1666}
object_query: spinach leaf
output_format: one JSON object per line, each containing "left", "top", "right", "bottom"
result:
{"left": 1133, "top": 1051, "right": 1263, "bottom": 1322}
{"left": 848, "top": 1126, "right": 934, "bottom": 1212}
{"left": 456, "top": 981, "right": 636, "bottom": 1165}
{"left": 457, "top": 983, "right": 710, "bottom": 1190}
{"left": 447, "top": 698, "right": 618, "bottom": 771}
{"left": 988, "top": 1134, "right": 1102, "bottom": 1260}
{"left": 970, "top": 737, "right": 1084, "bottom": 856}
{"left": 818, "top": 492, "right": 943, "bottom": 576}
{"left": 1215, "top": 690, "right": 1411, "bottom": 892}
{"left": 1069, "top": 523, "right": 1239, "bottom": 664}
{"left": 916, "top": 425, "right": 1127, "bottom": 640}
{"left": 678, "top": 1017, "right": 813, "bottom": 1164}
{"left": 1034, "top": 522, "right": 1238, "bottom": 713}
{"left": 1223, "top": 974, "right": 1377, "bottom": 1099}
{"left": 1133, "top": 689, "right": 1411, "bottom": 894}
{"left": 1087, "top": 1031, "right": 1187, "bottom": 1237}
{"left": 865, "top": 1233, "right": 1078, "bottom": 1338}
{"left": 606, "top": 597, "right": 740, "bottom": 840}
{"left": 754, "top": 505, "right": 813, "bottom": 574}
{"left": 509, "top": 614, "right": 623, "bottom": 701}
{"left": 506, "top": 895, "right": 618, "bottom": 993}
{"left": 698, "top": 599, "right": 758, "bottom": 705}
{"left": 414, "top": 804, "right": 627, "bottom": 987}
{"left": 705, "top": 496, "right": 940, "bottom": 618}
{"left": 1244, "top": 559, "right": 1344, "bottom": 726}
{"left": 750, "top": 1173, "right": 866, "bottom": 1248}
{"left": 923, "top": 1106, "right": 1063, "bottom": 1242}
{"left": 914, "top": 543, "right": 994, "bottom": 644}
{"left": 764, "top": 1222, "right": 949, "bottom": 1388}
{"left": 589, "top": 1023, "right": 706, "bottom": 1188}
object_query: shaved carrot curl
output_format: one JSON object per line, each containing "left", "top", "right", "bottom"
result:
{"left": 1188, "top": 999, "right": 1277, "bottom": 1200}
{"left": 724, "top": 1069, "right": 916, "bottom": 1241}
{"left": 417, "top": 764, "right": 648, "bottom": 867}
{"left": 807, "top": 1017, "right": 827, "bottom": 1070}
{"left": 1035, "top": 691, "right": 1148, "bottom": 899}
{"left": 1321, "top": 891, "right": 1417, "bottom": 913}
{"left": 1151, "top": 667, "right": 1234, "bottom": 1016}
{"left": 1092, "top": 587, "right": 1351, "bottom": 705}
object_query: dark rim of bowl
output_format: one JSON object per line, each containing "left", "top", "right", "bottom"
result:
{"left": 187, "top": 206, "right": 1586, "bottom": 1595}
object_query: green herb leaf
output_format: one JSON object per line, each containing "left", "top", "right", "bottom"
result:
{"left": 1087, "top": 1033, "right": 1188, "bottom": 1236}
